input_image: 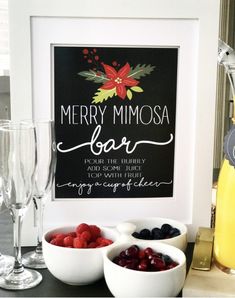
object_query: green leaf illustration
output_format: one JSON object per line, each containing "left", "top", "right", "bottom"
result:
{"left": 92, "top": 88, "right": 116, "bottom": 104}
{"left": 128, "top": 64, "right": 155, "bottom": 79}
{"left": 131, "top": 86, "right": 144, "bottom": 93}
{"left": 127, "top": 89, "right": 133, "bottom": 100}
{"left": 78, "top": 70, "right": 108, "bottom": 83}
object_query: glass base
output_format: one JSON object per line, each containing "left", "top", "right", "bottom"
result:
{"left": 22, "top": 251, "right": 47, "bottom": 269}
{"left": 0, "top": 255, "right": 14, "bottom": 276}
{"left": 0, "top": 268, "right": 42, "bottom": 290}
{"left": 214, "top": 258, "right": 235, "bottom": 274}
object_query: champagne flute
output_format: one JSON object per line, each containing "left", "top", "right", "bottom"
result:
{"left": 0, "top": 199, "right": 14, "bottom": 276}
{"left": 0, "top": 120, "right": 14, "bottom": 276}
{"left": 0, "top": 122, "right": 42, "bottom": 290}
{"left": 22, "top": 120, "right": 56, "bottom": 269}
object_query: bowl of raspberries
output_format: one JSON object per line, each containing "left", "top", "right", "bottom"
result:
{"left": 124, "top": 217, "right": 187, "bottom": 251}
{"left": 103, "top": 240, "right": 186, "bottom": 297}
{"left": 42, "top": 223, "right": 118, "bottom": 285}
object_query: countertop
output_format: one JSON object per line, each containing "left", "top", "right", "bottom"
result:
{"left": 0, "top": 244, "right": 194, "bottom": 297}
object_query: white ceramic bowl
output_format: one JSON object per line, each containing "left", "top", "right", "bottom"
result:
{"left": 103, "top": 240, "right": 186, "bottom": 297}
{"left": 123, "top": 217, "right": 188, "bottom": 251}
{"left": 42, "top": 226, "right": 118, "bottom": 285}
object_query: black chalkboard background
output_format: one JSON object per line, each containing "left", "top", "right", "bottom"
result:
{"left": 54, "top": 46, "right": 178, "bottom": 198}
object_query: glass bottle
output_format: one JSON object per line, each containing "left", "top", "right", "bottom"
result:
{"left": 214, "top": 64, "right": 235, "bottom": 273}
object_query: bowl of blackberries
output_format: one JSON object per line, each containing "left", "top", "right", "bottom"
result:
{"left": 124, "top": 217, "right": 187, "bottom": 251}
{"left": 103, "top": 240, "right": 186, "bottom": 297}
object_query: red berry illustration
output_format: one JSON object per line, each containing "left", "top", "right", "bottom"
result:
{"left": 77, "top": 56, "right": 155, "bottom": 102}
{"left": 82, "top": 49, "right": 89, "bottom": 54}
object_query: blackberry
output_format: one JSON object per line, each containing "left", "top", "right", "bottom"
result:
{"left": 132, "top": 232, "right": 140, "bottom": 239}
{"left": 139, "top": 228, "right": 151, "bottom": 240}
{"left": 152, "top": 228, "right": 164, "bottom": 240}
{"left": 160, "top": 224, "right": 172, "bottom": 236}
{"left": 169, "top": 227, "right": 181, "bottom": 237}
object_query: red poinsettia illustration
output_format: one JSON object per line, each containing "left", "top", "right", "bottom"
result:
{"left": 78, "top": 48, "right": 155, "bottom": 103}
{"left": 100, "top": 63, "right": 139, "bottom": 100}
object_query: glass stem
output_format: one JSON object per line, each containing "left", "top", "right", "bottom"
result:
{"left": 12, "top": 209, "right": 24, "bottom": 273}
{"left": 34, "top": 197, "right": 44, "bottom": 255}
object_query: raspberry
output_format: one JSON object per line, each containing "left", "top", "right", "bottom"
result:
{"left": 96, "top": 237, "right": 113, "bottom": 246}
{"left": 80, "top": 230, "right": 92, "bottom": 242}
{"left": 76, "top": 223, "right": 90, "bottom": 236}
{"left": 50, "top": 238, "right": 57, "bottom": 245}
{"left": 50, "top": 233, "right": 65, "bottom": 240}
{"left": 95, "top": 237, "right": 105, "bottom": 245}
{"left": 51, "top": 233, "right": 66, "bottom": 244}
{"left": 87, "top": 241, "right": 98, "bottom": 248}
{"left": 56, "top": 233, "right": 66, "bottom": 239}
{"left": 89, "top": 225, "right": 101, "bottom": 240}
{"left": 67, "top": 232, "right": 76, "bottom": 238}
{"left": 102, "top": 238, "right": 113, "bottom": 245}
{"left": 48, "top": 223, "right": 113, "bottom": 249}
{"left": 50, "top": 238, "right": 64, "bottom": 247}
{"left": 73, "top": 237, "right": 87, "bottom": 248}
{"left": 50, "top": 234, "right": 57, "bottom": 240}
{"left": 63, "top": 235, "right": 74, "bottom": 247}
{"left": 96, "top": 239, "right": 113, "bottom": 247}
{"left": 96, "top": 243, "right": 107, "bottom": 248}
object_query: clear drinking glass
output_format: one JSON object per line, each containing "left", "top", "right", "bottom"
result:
{"left": 0, "top": 200, "right": 14, "bottom": 276}
{"left": 22, "top": 120, "right": 56, "bottom": 269}
{"left": 0, "top": 122, "right": 42, "bottom": 290}
{"left": 0, "top": 120, "right": 14, "bottom": 276}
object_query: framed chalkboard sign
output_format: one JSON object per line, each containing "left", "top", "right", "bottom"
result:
{"left": 54, "top": 46, "right": 177, "bottom": 199}
{"left": 9, "top": 0, "right": 220, "bottom": 244}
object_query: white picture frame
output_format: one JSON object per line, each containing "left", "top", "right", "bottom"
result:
{"left": 9, "top": 0, "right": 220, "bottom": 244}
